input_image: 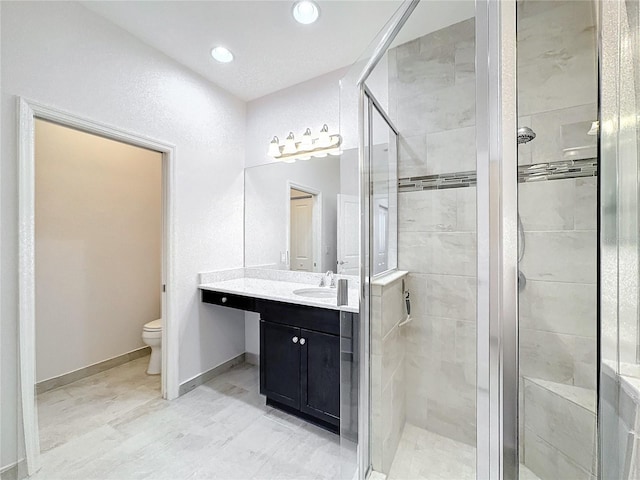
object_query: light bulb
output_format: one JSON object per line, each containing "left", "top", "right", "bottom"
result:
{"left": 318, "top": 124, "right": 331, "bottom": 148}
{"left": 283, "top": 132, "right": 297, "bottom": 155}
{"left": 210, "top": 46, "right": 234, "bottom": 63}
{"left": 267, "top": 136, "right": 281, "bottom": 157}
{"left": 301, "top": 128, "right": 313, "bottom": 151}
{"left": 292, "top": 0, "right": 319, "bottom": 25}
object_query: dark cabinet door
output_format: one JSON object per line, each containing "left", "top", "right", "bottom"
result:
{"left": 260, "top": 321, "right": 301, "bottom": 409}
{"left": 300, "top": 329, "right": 340, "bottom": 426}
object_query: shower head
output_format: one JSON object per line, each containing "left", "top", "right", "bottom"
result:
{"left": 517, "top": 126, "right": 536, "bottom": 144}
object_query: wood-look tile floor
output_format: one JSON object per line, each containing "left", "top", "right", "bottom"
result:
{"left": 34, "top": 357, "right": 341, "bottom": 480}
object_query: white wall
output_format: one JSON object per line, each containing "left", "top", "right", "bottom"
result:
{"left": 245, "top": 68, "right": 347, "bottom": 169}
{"left": 35, "top": 120, "right": 162, "bottom": 383}
{"left": 1, "top": 1, "right": 246, "bottom": 470}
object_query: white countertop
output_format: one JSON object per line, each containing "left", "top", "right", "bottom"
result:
{"left": 199, "top": 277, "right": 360, "bottom": 313}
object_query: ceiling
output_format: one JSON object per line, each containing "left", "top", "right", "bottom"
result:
{"left": 81, "top": 1, "right": 475, "bottom": 102}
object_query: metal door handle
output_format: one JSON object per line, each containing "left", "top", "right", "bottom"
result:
{"left": 292, "top": 336, "right": 299, "bottom": 343}
{"left": 300, "top": 338, "right": 306, "bottom": 345}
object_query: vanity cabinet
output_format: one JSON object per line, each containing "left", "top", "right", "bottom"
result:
{"left": 259, "top": 301, "right": 340, "bottom": 432}
{"left": 260, "top": 321, "right": 301, "bottom": 409}
{"left": 201, "top": 288, "right": 344, "bottom": 433}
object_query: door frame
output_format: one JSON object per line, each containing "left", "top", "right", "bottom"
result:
{"left": 286, "top": 181, "right": 322, "bottom": 272}
{"left": 17, "top": 97, "right": 178, "bottom": 475}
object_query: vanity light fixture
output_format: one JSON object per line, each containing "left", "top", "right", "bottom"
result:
{"left": 292, "top": 0, "right": 320, "bottom": 25}
{"left": 267, "top": 124, "right": 342, "bottom": 163}
{"left": 210, "top": 46, "right": 234, "bottom": 63}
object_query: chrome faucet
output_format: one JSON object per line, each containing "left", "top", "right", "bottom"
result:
{"left": 319, "top": 270, "right": 336, "bottom": 288}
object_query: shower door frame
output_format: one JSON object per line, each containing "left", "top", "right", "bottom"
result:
{"left": 348, "top": 0, "right": 519, "bottom": 479}
{"left": 475, "top": 0, "right": 519, "bottom": 479}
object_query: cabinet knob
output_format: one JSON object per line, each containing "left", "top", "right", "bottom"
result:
{"left": 300, "top": 338, "right": 306, "bottom": 345}
{"left": 221, "top": 296, "right": 228, "bottom": 303}
{"left": 292, "top": 336, "right": 299, "bottom": 343}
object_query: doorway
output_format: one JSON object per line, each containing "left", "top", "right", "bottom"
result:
{"left": 288, "top": 184, "right": 321, "bottom": 273}
{"left": 18, "top": 98, "right": 177, "bottom": 475}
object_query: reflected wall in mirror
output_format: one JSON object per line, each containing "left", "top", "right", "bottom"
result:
{"left": 244, "top": 150, "right": 359, "bottom": 274}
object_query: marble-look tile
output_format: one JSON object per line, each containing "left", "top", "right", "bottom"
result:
{"left": 519, "top": 231, "right": 596, "bottom": 283}
{"left": 519, "top": 280, "right": 596, "bottom": 337}
{"left": 387, "top": 424, "right": 477, "bottom": 480}
{"left": 382, "top": 327, "right": 403, "bottom": 391}
{"left": 519, "top": 329, "right": 575, "bottom": 384}
{"left": 456, "top": 187, "right": 476, "bottom": 232}
{"left": 403, "top": 315, "right": 476, "bottom": 445}
{"left": 33, "top": 360, "right": 340, "bottom": 480}
{"left": 425, "top": 126, "right": 476, "bottom": 175}
{"left": 381, "top": 280, "right": 405, "bottom": 337}
{"left": 573, "top": 335, "right": 597, "bottom": 390}
{"left": 398, "top": 189, "right": 457, "bottom": 233}
{"left": 408, "top": 274, "right": 476, "bottom": 321}
{"left": 394, "top": 47, "right": 455, "bottom": 98}
{"left": 387, "top": 422, "right": 541, "bottom": 480}
{"left": 454, "top": 44, "right": 475, "bottom": 84}
{"left": 524, "top": 379, "right": 596, "bottom": 472}
{"left": 524, "top": 425, "right": 592, "bottom": 480}
{"left": 427, "top": 275, "right": 476, "bottom": 322}
{"left": 371, "top": 294, "right": 383, "bottom": 354}
{"left": 517, "top": 1, "right": 596, "bottom": 116}
{"left": 396, "top": 81, "right": 475, "bottom": 137}
{"left": 519, "top": 178, "right": 575, "bottom": 231}
{"left": 420, "top": 17, "right": 476, "bottom": 54}
{"left": 526, "top": 377, "right": 596, "bottom": 413}
{"left": 399, "top": 231, "right": 476, "bottom": 276}
{"left": 574, "top": 178, "right": 597, "bottom": 230}
{"left": 528, "top": 104, "right": 597, "bottom": 164}
{"left": 398, "top": 134, "right": 428, "bottom": 178}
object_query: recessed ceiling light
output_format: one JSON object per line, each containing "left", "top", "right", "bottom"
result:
{"left": 292, "top": 0, "right": 319, "bottom": 24}
{"left": 210, "top": 46, "right": 234, "bottom": 63}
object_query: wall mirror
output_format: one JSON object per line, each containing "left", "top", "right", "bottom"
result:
{"left": 244, "top": 149, "right": 359, "bottom": 275}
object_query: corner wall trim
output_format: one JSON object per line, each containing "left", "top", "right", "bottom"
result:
{"left": 36, "top": 347, "right": 150, "bottom": 395}
{"left": 178, "top": 353, "right": 246, "bottom": 396}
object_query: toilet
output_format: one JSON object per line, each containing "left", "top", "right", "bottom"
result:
{"left": 142, "top": 319, "right": 162, "bottom": 375}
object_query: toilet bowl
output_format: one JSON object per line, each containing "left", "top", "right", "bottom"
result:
{"left": 142, "top": 319, "right": 162, "bottom": 375}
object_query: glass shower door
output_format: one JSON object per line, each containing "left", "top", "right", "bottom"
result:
{"left": 515, "top": 1, "right": 599, "bottom": 478}
{"left": 599, "top": 1, "right": 640, "bottom": 479}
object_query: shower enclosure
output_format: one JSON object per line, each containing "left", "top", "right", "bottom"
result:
{"left": 338, "top": 0, "right": 640, "bottom": 479}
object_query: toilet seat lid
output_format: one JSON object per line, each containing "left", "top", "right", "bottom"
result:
{"left": 143, "top": 319, "right": 162, "bottom": 331}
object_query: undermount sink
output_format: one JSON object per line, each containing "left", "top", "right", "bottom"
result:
{"left": 293, "top": 287, "right": 337, "bottom": 299}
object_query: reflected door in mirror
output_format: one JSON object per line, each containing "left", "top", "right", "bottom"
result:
{"left": 337, "top": 194, "right": 359, "bottom": 275}
{"left": 290, "top": 195, "right": 314, "bottom": 271}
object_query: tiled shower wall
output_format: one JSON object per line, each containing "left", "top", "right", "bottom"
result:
{"left": 517, "top": 2, "right": 598, "bottom": 477}
{"left": 370, "top": 273, "right": 407, "bottom": 474}
{"left": 389, "top": 0, "right": 597, "bottom": 454}
{"left": 391, "top": 17, "right": 478, "bottom": 446}
{"left": 517, "top": 1, "right": 598, "bottom": 390}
